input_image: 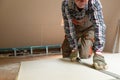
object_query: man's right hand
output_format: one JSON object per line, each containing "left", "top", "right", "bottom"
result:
{"left": 70, "top": 49, "right": 81, "bottom": 62}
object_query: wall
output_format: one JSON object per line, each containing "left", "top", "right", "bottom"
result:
{"left": 0, "top": 0, "right": 64, "bottom": 48}
{"left": 0, "top": 0, "right": 120, "bottom": 52}
{"left": 101, "top": 0, "right": 120, "bottom": 52}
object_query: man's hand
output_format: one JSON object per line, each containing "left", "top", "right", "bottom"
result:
{"left": 93, "top": 54, "right": 108, "bottom": 70}
{"left": 70, "top": 49, "right": 80, "bottom": 62}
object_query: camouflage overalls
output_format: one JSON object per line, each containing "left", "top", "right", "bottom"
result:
{"left": 62, "top": 15, "right": 94, "bottom": 58}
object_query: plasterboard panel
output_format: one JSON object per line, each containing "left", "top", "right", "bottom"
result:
{"left": 17, "top": 54, "right": 120, "bottom": 80}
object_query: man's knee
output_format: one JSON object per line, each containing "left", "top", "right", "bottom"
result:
{"left": 80, "top": 39, "right": 93, "bottom": 59}
{"left": 80, "top": 46, "right": 93, "bottom": 59}
{"left": 62, "top": 46, "right": 71, "bottom": 58}
{"left": 62, "top": 52, "right": 71, "bottom": 58}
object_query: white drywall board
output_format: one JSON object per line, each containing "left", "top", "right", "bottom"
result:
{"left": 16, "top": 53, "right": 120, "bottom": 80}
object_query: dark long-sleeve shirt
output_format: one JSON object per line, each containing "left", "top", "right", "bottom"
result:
{"left": 62, "top": 0, "right": 106, "bottom": 52}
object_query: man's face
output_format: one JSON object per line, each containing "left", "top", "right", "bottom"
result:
{"left": 74, "top": 0, "right": 88, "bottom": 8}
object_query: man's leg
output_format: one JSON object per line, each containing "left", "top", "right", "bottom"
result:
{"left": 62, "top": 36, "right": 72, "bottom": 58}
{"left": 79, "top": 30, "right": 94, "bottom": 59}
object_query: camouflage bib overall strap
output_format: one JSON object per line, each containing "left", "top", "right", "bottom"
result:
{"left": 68, "top": 0, "right": 74, "bottom": 10}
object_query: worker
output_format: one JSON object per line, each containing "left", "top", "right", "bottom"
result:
{"left": 61, "top": 0, "right": 107, "bottom": 70}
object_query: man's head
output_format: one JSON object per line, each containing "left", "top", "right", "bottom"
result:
{"left": 74, "top": 0, "right": 88, "bottom": 8}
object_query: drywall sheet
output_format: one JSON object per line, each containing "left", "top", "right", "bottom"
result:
{"left": 17, "top": 54, "right": 120, "bottom": 80}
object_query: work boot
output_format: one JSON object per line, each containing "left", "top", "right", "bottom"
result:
{"left": 70, "top": 50, "right": 80, "bottom": 62}
{"left": 93, "top": 54, "right": 107, "bottom": 70}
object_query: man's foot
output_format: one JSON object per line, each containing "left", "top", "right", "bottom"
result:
{"left": 93, "top": 54, "right": 107, "bottom": 70}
